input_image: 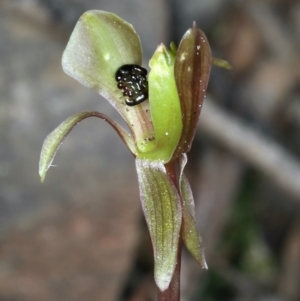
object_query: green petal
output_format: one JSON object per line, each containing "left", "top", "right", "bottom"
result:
{"left": 136, "top": 159, "right": 182, "bottom": 291}
{"left": 138, "top": 44, "right": 182, "bottom": 162}
{"left": 39, "top": 111, "right": 135, "bottom": 182}
{"left": 62, "top": 10, "right": 156, "bottom": 153}
{"left": 179, "top": 154, "right": 207, "bottom": 268}
{"left": 173, "top": 23, "right": 212, "bottom": 158}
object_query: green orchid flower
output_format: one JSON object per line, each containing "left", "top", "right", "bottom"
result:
{"left": 39, "top": 10, "right": 231, "bottom": 294}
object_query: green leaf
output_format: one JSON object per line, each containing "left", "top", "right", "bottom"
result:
{"left": 173, "top": 23, "right": 212, "bottom": 158}
{"left": 179, "top": 154, "right": 207, "bottom": 268}
{"left": 138, "top": 44, "right": 182, "bottom": 162}
{"left": 39, "top": 111, "right": 135, "bottom": 182}
{"left": 135, "top": 159, "right": 182, "bottom": 291}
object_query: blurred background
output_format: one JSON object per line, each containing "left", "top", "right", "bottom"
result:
{"left": 1, "top": 0, "right": 300, "bottom": 300}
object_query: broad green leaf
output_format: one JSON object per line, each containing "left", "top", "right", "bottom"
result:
{"left": 137, "top": 44, "right": 182, "bottom": 162}
{"left": 179, "top": 154, "right": 207, "bottom": 268}
{"left": 136, "top": 159, "right": 182, "bottom": 291}
{"left": 39, "top": 111, "right": 135, "bottom": 182}
{"left": 62, "top": 10, "right": 156, "bottom": 156}
{"left": 173, "top": 23, "right": 212, "bottom": 158}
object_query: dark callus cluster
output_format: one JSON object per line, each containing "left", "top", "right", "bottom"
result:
{"left": 115, "top": 64, "right": 148, "bottom": 106}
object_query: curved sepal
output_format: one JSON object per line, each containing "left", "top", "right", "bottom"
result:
{"left": 62, "top": 10, "right": 142, "bottom": 104}
{"left": 179, "top": 154, "right": 207, "bottom": 268}
{"left": 39, "top": 111, "right": 136, "bottom": 182}
{"left": 173, "top": 22, "right": 212, "bottom": 158}
{"left": 135, "top": 159, "right": 182, "bottom": 291}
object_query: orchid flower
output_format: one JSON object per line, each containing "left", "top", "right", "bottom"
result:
{"left": 39, "top": 10, "right": 231, "bottom": 298}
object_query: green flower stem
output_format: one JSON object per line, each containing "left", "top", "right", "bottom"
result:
{"left": 157, "top": 161, "right": 181, "bottom": 301}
